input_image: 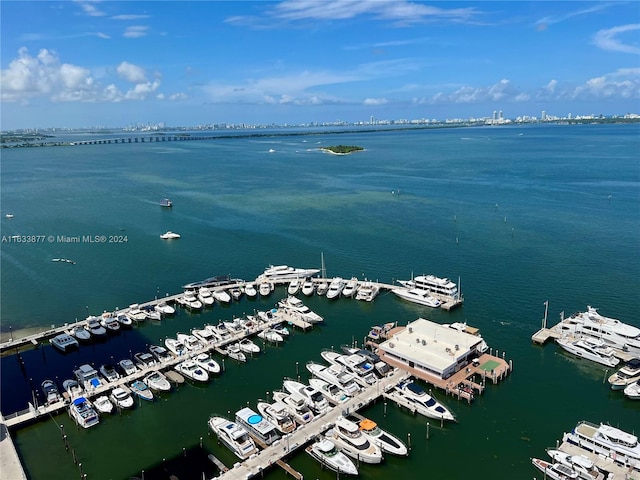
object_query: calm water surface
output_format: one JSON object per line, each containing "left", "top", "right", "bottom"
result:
{"left": 1, "top": 124, "right": 639, "bottom": 479}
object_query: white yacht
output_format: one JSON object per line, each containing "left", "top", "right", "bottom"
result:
{"left": 238, "top": 338, "right": 260, "bottom": 354}
{"left": 355, "top": 282, "right": 380, "bottom": 302}
{"left": 41, "top": 380, "right": 62, "bottom": 404}
{"left": 531, "top": 458, "right": 579, "bottom": 480}
{"left": 277, "top": 296, "right": 324, "bottom": 323}
{"left": 624, "top": 380, "right": 640, "bottom": 400}
{"left": 283, "top": 379, "right": 329, "bottom": 414}
{"left": 70, "top": 325, "right": 92, "bottom": 343}
{"left": 100, "top": 314, "right": 121, "bottom": 333}
{"left": 235, "top": 407, "right": 280, "bottom": 446}
{"left": 211, "top": 289, "right": 231, "bottom": 304}
{"left": 165, "top": 337, "right": 187, "bottom": 357}
{"left": 257, "top": 329, "right": 284, "bottom": 344}
{"left": 301, "top": 277, "right": 315, "bottom": 296}
{"left": 341, "top": 277, "right": 359, "bottom": 298}
{"left": 130, "top": 379, "right": 154, "bottom": 402}
{"left": 194, "top": 353, "right": 221, "bottom": 374}
{"left": 175, "top": 360, "right": 209, "bottom": 383}
{"left": 144, "top": 371, "right": 171, "bottom": 392}
{"left": 563, "top": 421, "right": 640, "bottom": 470}
{"left": 180, "top": 291, "right": 203, "bottom": 310}
{"left": 74, "top": 364, "right": 103, "bottom": 390}
{"left": 176, "top": 332, "right": 204, "bottom": 351}
{"left": 149, "top": 344, "right": 173, "bottom": 363}
{"left": 86, "top": 316, "right": 108, "bottom": 337}
{"left": 560, "top": 306, "right": 640, "bottom": 355}
{"left": 134, "top": 352, "right": 157, "bottom": 369}
{"left": 62, "top": 379, "right": 83, "bottom": 399}
{"left": 191, "top": 327, "right": 217, "bottom": 344}
{"left": 110, "top": 387, "right": 135, "bottom": 409}
{"left": 306, "top": 361, "right": 360, "bottom": 396}
{"left": 306, "top": 438, "right": 358, "bottom": 476}
{"left": 260, "top": 265, "right": 320, "bottom": 282}
{"left": 309, "top": 378, "right": 349, "bottom": 404}
{"left": 287, "top": 277, "right": 302, "bottom": 295}
{"left": 116, "top": 313, "right": 133, "bottom": 328}
{"left": 322, "top": 350, "right": 377, "bottom": 385}
{"left": 244, "top": 283, "right": 257, "bottom": 298}
{"left": 50, "top": 333, "right": 79, "bottom": 353}
{"left": 272, "top": 390, "right": 315, "bottom": 425}
{"left": 608, "top": 358, "right": 640, "bottom": 390}
{"left": 325, "top": 416, "right": 383, "bottom": 464}
{"left": 358, "top": 418, "right": 408, "bottom": 456}
{"left": 117, "top": 358, "right": 138, "bottom": 376}
{"left": 225, "top": 343, "right": 247, "bottom": 362}
{"left": 326, "top": 277, "right": 345, "bottom": 299}
{"left": 555, "top": 337, "right": 620, "bottom": 367}
{"left": 127, "top": 304, "right": 148, "bottom": 322}
{"left": 206, "top": 323, "right": 232, "bottom": 342}
{"left": 160, "top": 231, "right": 180, "bottom": 239}
{"left": 99, "top": 364, "right": 121, "bottom": 383}
{"left": 546, "top": 449, "right": 605, "bottom": 480}
{"left": 398, "top": 274, "right": 459, "bottom": 298}
{"left": 259, "top": 281, "right": 273, "bottom": 297}
{"left": 69, "top": 397, "right": 99, "bottom": 428}
{"left": 394, "top": 378, "right": 456, "bottom": 421}
{"left": 92, "top": 396, "right": 114, "bottom": 415}
{"left": 197, "top": 287, "right": 215, "bottom": 306}
{"left": 316, "top": 280, "right": 329, "bottom": 296}
{"left": 392, "top": 287, "right": 441, "bottom": 308}
{"left": 256, "top": 400, "right": 297, "bottom": 434}
{"left": 155, "top": 301, "right": 176, "bottom": 315}
{"left": 208, "top": 416, "right": 258, "bottom": 460}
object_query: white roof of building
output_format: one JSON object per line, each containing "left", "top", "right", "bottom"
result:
{"left": 378, "top": 318, "right": 482, "bottom": 374}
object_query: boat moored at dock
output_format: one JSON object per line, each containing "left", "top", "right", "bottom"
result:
{"left": 607, "top": 358, "right": 640, "bottom": 390}
{"left": 555, "top": 337, "right": 620, "bottom": 367}
{"left": 398, "top": 274, "right": 459, "bottom": 299}
{"left": 259, "top": 265, "right": 320, "bottom": 282}
{"left": 256, "top": 400, "right": 297, "bottom": 435}
{"left": 306, "top": 438, "right": 359, "bottom": 476}
{"left": 110, "top": 387, "right": 135, "bottom": 409}
{"left": 50, "top": 333, "right": 79, "bottom": 353}
{"left": 325, "top": 416, "right": 383, "bottom": 464}
{"left": 358, "top": 418, "right": 408, "bottom": 456}
{"left": 235, "top": 406, "right": 281, "bottom": 446}
{"left": 208, "top": 416, "right": 258, "bottom": 460}
{"left": 69, "top": 397, "right": 100, "bottom": 428}
{"left": 393, "top": 378, "right": 456, "bottom": 422}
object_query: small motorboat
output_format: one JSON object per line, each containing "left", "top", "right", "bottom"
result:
{"left": 69, "top": 397, "right": 99, "bottom": 428}
{"left": 116, "top": 313, "right": 133, "bottom": 328}
{"left": 110, "top": 387, "right": 134, "bottom": 409}
{"left": 160, "top": 198, "right": 172, "bottom": 207}
{"left": 99, "top": 364, "right": 121, "bottom": 383}
{"left": 229, "top": 287, "right": 243, "bottom": 301}
{"left": 195, "top": 353, "right": 221, "bottom": 374}
{"left": 149, "top": 344, "right": 173, "bottom": 363}
{"left": 257, "top": 329, "right": 284, "bottom": 344}
{"left": 271, "top": 323, "right": 290, "bottom": 336}
{"left": 259, "top": 281, "right": 272, "bottom": 297}
{"left": 134, "top": 352, "right": 157, "bottom": 369}
{"left": 288, "top": 278, "right": 302, "bottom": 295}
{"left": 160, "top": 231, "right": 181, "bottom": 239}
{"left": 130, "top": 380, "right": 154, "bottom": 401}
{"left": 211, "top": 289, "right": 231, "bottom": 304}
{"left": 50, "top": 333, "right": 80, "bottom": 353}
{"left": 244, "top": 283, "right": 257, "bottom": 298}
{"left": 176, "top": 332, "right": 205, "bottom": 351}
{"left": 306, "top": 438, "right": 358, "bottom": 476}
{"left": 225, "top": 343, "right": 247, "bottom": 362}
{"left": 142, "top": 305, "right": 162, "bottom": 321}
{"left": 86, "top": 316, "right": 107, "bottom": 338}
{"left": 100, "top": 314, "right": 121, "bottom": 333}
{"left": 165, "top": 338, "right": 187, "bottom": 356}
{"left": 301, "top": 277, "right": 315, "bottom": 296}
{"left": 238, "top": 338, "right": 261, "bottom": 354}
{"left": 155, "top": 302, "right": 176, "bottom": 315}
{"left": 117, "top": 358, "right": 138, "bottom": 376}
{"left": 93, "top": 395, "right": 114, "bottom": 414}
{"left": 143, "top": 371, "right": 172, "bottom": 392}
{"left": 175, "top": 360, "right": 209, "bottom": 383}
{"left": 316, "top": 280, "right": 329, "bottom": 296}
{"left": 62, "top": 379, "right": 83, "bottom": 399}
{"left": 41, "top": 379, "right": 62, "bottom": 405}
{"left": 192, "top": 327, "right": 217, "bottom": 344}
{"left": 70, "top": 325, "right": 92, "bottom": 343}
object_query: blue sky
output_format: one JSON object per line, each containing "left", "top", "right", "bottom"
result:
{"left": 1, "top": 1, "right": 639, "bottom": 129}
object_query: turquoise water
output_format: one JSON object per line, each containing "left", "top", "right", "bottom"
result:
{"left": 1, "top": 124, "right": 639, "bottom": 479}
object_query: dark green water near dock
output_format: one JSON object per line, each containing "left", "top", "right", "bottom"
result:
{"left": 1, "top": 124, "right": 639, "bottom": 479}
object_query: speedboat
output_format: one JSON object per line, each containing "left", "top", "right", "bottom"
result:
{"left": 531, "top": 458, "right": 579, "bottom": 480}
{"left": 259, "top": 281, "right": 273, "bottom": 297}
{"left": 211, "top": 289, "right": 231, "bottom": 304}
{"left": 278, "top": 296, "right": 323, "bottom": 323}
{"left": 74, "top": 364, "right": 103, "bottom": 390}
{"left": 341, "top": 277, "right": 359, "bottom": 297}
{"left": 325, "top": 416, "right": 383, "bottom": 464}
{"left": 287, "top": 277, "right": 301, "bottom": 295}
{"left": 546, "top": 449, "right": 605, "bottom": 479}
{"left": 555, "top": 337, "right": 620, "bottom": 367}
{"left": 301, "top": 277, "right": 315, "bottom": 296}
{"left": 306, "top": 438, "right": 358, "bottom": 476}
{"left": 175, "top": 360, "right": 209, "bottom": 383}
{"left": 306, "top": 361, "right": 360, "bottom": 396}
{"left": 70, "top": 325, "right": 92, "bottom": 343}
{"left": 160, "top": 198, "right": 172, "bottom": 207}
{"left": 86, "top": 316, "right": 108, "bottom": 337}
{"left": 272, "top": 391, "right": 315, "bottom": 425}
{"left": 309, "top": 378, "right": 349, "bottom": 404}
{"left": 180, "top": 291, "right": 203, "bottom": 310}
{"left": 608, "top": 358, "right": 640, "bottom": 390}
{"left": 134, "top": 352, "right": 157, "bottom": 369}
{"left": 110, "top": 387, "right": 135, "bottom": 409}
{"left": 257, "top": 329, "right": 284, "bottom": 344}
{"left": 316, "top": 280, "right": 329, "bottom": 296}
{"left": 206, "top": 323, "right": 232, "bottom": 342}
{"left": 50, "top": 333, "right": 79, "bottom": 353}
{"left": 117, "top": 358, "right": 138, "bottom": 376}
{"left": 259, "top": 265, "right": 320, "bottom": 282}
{"left": 165, "top": 338, "right": 187, "bottom": 357}
{"left": 326, "top": 277, "right": 345, "bottom": 299}
{"left": 394, "top": 378, "right": 456, "bottom": 421}
{"left": 176, "top": 332, "right": 205, "bottom": 351}
{"left": 99, "top": 364, "right": 121, "bottom": 383}
{"left": 244, "top": 283, "right": 257, "bottom": 298}
{"left": 142, "top": 305, "right": 162, "bottom": 321}
{"left": 155, "top": 302, "right": 176, "bottom": 315}
{"left": 143, "top": 371, "right": 172, "bottom": 392}
{"left": 197, "top": 287, "right": 215, "bottom": 306}
{"left": 160, "top": 231, "right": 180, "bottom": 239}
{"left": 149, "top": 344, "right": 173, "bottom": 363}
{"left": 41, "top": 379, "right": 62, "bottom": 404}
{"left": 208, "top": 416, "right": 258, "bottom": 460}
{"left": 238, "top": 338, "right": 260, "bottom": 354}
{"left": 116, "top": 313, "right": 133, "bottom": 328}
{"left": 562, "top": 421, "right": 640, "bottom": 469}
{"left": 341, "top": 346, "right": 390, "bottom": 376}
{"left": 235, "top": 407, "right": 281, "bottom": 446}
{"left": 69, "top": 397, "right": 99, "bottom": 428}
{"left": 100, "top": 314, "right": 121, "bottom": 333}
{"left": 358, "top": 418, "right": 408, "bottom": 456}
{"left": 93, "top": 395, "right": 114, "bottom": 414}
{"left": 397, "top": 274, "right": 459, "bottom": 298}
{"left": 62, "top": 379, "right": 83, "bottom": 399}
{"left": 271, "top": 322, "right": 290, "bottom": 336}
{"left": 283, "top": 379, "right": 329, "bottom": 414}
{"left": 225, "top": 343, "right": 247, "bottom": 362}
{"left": 194, "top": 353, "right": 221, "bottom": 374}
{"left": 256, "top": 400, "right": 297, "bottom": 434}
{"left": 191, "top": 327, "right": 217, "bottom": 344}
{"left": 624, "top": 380, "right": 640, "bottom": 400}
{"left": 127, "top": 304, "right": 148, "bottom": 322}
{"left": 330, "top": 351, "right": 378, "bottom": 385}
{"left": 392, "top": 287, "right": 442, "bottom": 308}
{"left": 355, "top": 282, "right": 380, "bottom": 302}
{"left": 130, "top": 379, "right": 154, "bottom": 401}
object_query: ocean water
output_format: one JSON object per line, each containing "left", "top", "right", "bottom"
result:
{"left": 1, "top": 123, "right": 639, "bottom": 480}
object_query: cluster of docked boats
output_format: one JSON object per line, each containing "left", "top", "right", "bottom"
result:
{"left": 554, "top": 306, "right": 640, "bottom": 373}
{"left": 607, "top": 358, "right": 640, "bottom": 400}
{"left": 208, "top": 345, "right": 407, "bottom": 476}
{"left": 531, "top": 420, "right": 640, "bottom": 479}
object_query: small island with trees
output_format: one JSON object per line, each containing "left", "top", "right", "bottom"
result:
{"left": 320, "top": 145, "right": 364, "bottom": 155}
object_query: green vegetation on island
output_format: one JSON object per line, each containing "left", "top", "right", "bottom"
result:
{"left": 321, "top": 145, "right": 364, "bottom": 154}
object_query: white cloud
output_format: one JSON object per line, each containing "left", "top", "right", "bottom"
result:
{"left": 111, "top": 14, "right": 151, "bottom": 21}
{"left": 593, "top": 24, "right": 640, "bottom": 55}
{"left": 363, "top": 98, "right": 388, "bottom": 105}
{"left": 570, "top": 68, "right": 640, "bottom": 100}
{"left": 535, "top": 4, "right": 609, "bottom": 29}
{"left": 169, "top": 92, "right": 187, "bottom": 101}
{"left": 124, "top": 26, "right": 150, "bottom": 38}
{"left": 74, "top": 0, "right": 106, "bottom": 17}
{"left": 116, "top": 61, "right": 147, "bottom": 83}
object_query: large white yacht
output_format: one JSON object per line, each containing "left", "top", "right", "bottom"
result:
{"left": 563, "top": 421, "right": 640, "bottom": 470}
{"left": 325, "top": 416, "right": 383, "bottom": 464}
{"left": 341, "top": 277, "right": 359, "bottom": 298}
{"left": 306, "top": 438, "right": 359, "bottom": 476}
{"left": 358, "top": 417, "right": 408, "bottom": 456}
{"left": 326, "top": 277, "right": 345, "bottom": 299}
{"left": 555, "top": 337, "right": 620, "bottom": 367}
{"left": 392, "top": 287, "right": 442, "bottom": 308}
{"left": 272, "top": 391, "right": 315, "bottom": 425}
{"left": 235, "top": 407, "right": 280, "bottom": 446}
{"left": 277, "top": 296, "right": 323, "bottom": 323}
{"left": 624, "top": 380, "right": 640, "bottom": 400}
{"left": 256, "top": 400, "right": 297, "bottom": 435}
{"left": 355, "top": 281, "right": 380, "bottom": 302}
{"left": 559, "top": 306, "right": 640, "bottom": 355}
{"left": 69, "top": 397, "right": 100, "bottom": 428}
{"left": 283, "top": 379, "right": 329, "bottom": 414}
{"left": 208, "top": 416, "right": 258, "bottom": 460}
{"left": 608, "top": 358, "right": 640, "bottom": 390}
{"left": 306, "top": 361, "right": 360, "bottom": 396}
{"left": 393, "top": 378, "right": 456, "bottom": 422}
{"left": 259, "top": 265, "right": 320, "bottom": 282}
{"left": 398, "top": 274, "right": 459, "bottom": 298}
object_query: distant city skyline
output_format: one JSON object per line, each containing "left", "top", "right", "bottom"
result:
{"left": 2, "top": 1, "right": 639, "bottom": 130}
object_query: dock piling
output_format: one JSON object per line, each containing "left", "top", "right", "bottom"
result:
{"left": 426, "top": 422, "right": 430, "bottom": 440}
